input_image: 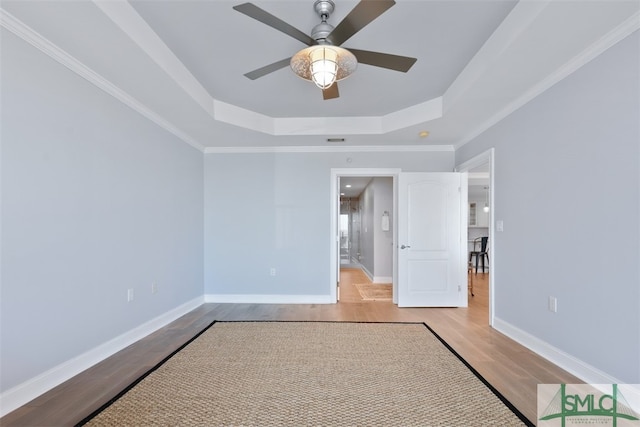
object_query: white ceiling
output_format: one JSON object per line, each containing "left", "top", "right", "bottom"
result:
{"left": 1, "top": 0, "right": 638, "bottom": 150}
{"left": 128, "top": 0, "right": 516, "bottom": 118}
{"left": 340, "top": 177, "right": 372, "bottom": 198}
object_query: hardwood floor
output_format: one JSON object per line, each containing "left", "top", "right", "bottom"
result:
{"left": 1, "top": 269, "right": 581, "bottom": 426}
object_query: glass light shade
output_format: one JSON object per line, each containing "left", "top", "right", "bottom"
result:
{"left": 309, "top": 46, "right": 338, "bottom": 89}
{"left": 483, "top": 203, "right": 489, "bottom": 213}
{"left": 290, "top": 45, "right": 357, "bottom": 89}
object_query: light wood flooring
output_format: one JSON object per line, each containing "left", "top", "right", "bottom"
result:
{"left": 2, "top": 268, "right": 581, "bottom": 426}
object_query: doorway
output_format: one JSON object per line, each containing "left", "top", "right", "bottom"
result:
{"left": 330, "top": 169, "right": 400, "bottom": 304}
{"left": 456, "top": 149, "right": 494, "bottom": 325}
{"left": 331, "top": 169, "right": 467, "bottom": 306}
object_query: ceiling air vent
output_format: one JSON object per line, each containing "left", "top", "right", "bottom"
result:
{"left": 327, "top": 138, "right": 345, "bottom": 142}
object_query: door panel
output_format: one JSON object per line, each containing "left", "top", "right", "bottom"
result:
{"left": 408, "top": 182, "right": 447, "bottom": 250}
{"left": 408, "top": 260, "right": 448, "bottom": 292}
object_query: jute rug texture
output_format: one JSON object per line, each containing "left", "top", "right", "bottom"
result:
{"left": 82, "top": 322, "right": 529, "bottom": 426}
{"left": 354, "top": 283, "right": 393, "bottom": 301}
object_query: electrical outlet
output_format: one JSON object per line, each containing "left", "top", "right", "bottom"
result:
{"left": 127, "top": 288, "right": 134, "bottom": 302}
{"left": 151, "top": 282, "right": 158, "bottom": 294}
{"left": 270, "top": 268, "right": 276, "bottom": 276}
{"left": 548, "top": 296, "right": 557, "bottom": 313}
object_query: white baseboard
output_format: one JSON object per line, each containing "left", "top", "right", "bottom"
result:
{"left": 492, "top": 317, "right": 624, "bottom": 385}
{"left": 204, "top": 294, "right": 333, "bottom": 304}
{"left": 0, "top": 296, "right": 204, "bottom": 417}
{"left": 361, "top": 266, "right": 374, "bottom": 282}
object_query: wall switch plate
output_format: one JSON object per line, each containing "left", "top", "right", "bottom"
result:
{"left": 548, "top": 296, "right": 557, "bottom": 313}
{"left": 270, "top": 268, "right": 276, "bottom": 276}
{"left": 151, "top": 282, "right": 158, "bottom": 294}
{"left": 127, "top": 288, "right": 134, "bottom": 302}
{"left": 496, "top": 220, "right": 504, "bottom": 232}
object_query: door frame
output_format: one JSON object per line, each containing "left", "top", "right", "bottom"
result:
{"left": 455, "top": 148, "right": 495, "bottom": 325}
{"left": 329, "top": 168, "right": 401, "bottom": 303}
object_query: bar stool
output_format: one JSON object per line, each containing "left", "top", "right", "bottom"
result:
{"left": 469, "top": 236, "right": 489, "bottom": 274}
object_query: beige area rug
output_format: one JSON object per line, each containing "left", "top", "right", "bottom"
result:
{"left": 81, "top": 322, "right": 532, "bottom": 426}
{"left": 355, "top": 283, "right": 392, "bottom": 300}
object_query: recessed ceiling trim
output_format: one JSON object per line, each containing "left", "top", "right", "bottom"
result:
{"left": 382, "top": 97, "right": 443, "bottom": 133}
{"left": 213, "top": 97, "right": 442, "bottom": 136}
{"left": 204, "top": 145, "right": 454, "bottom": 154}
{"left": 213, "top": 100, "right": 275, "bottom": 134}
{"left": 0, "top": 8, "right": 206, "bottom": 152}
{"left": 273, "top": 116, "right": 382, "bottom": 136}
{"left": 213, "top": 98, "right": 443, "bottom": 136}
{"left": 90, "top": 0, "right": 443, "bottom": 137}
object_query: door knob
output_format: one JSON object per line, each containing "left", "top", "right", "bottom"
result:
{"left": 400, "top": 245, "right": 410, "bottom": 249}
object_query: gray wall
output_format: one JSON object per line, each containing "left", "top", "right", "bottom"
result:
{"left": 0, "top": 30, "right": 204, "bottom": 392}
{"left": 456, "top": 31, "right": 640, "bottom": 382}
{"left": 373, "top": 178, "right": 393, "bottom": 281}
{"left": 204, "top": 151, "right": 453, "bottom": 297}
{"left": 359, "top": 177, "right": 393, "bottom": 281}
{"left": 359, "top": 181, "right": 375, "bottom": 276}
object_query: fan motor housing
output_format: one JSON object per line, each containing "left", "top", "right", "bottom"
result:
{"left": 311, "top": 22, "right": 334, "bottom": 42}
{"left": 312, "top": 0, "right": 335, "bottom": 42}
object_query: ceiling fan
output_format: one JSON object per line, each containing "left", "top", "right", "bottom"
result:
{"left": 233, "top": 0, "right": 417, "bottom": 100}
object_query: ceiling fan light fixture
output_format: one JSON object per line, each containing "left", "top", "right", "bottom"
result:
{"left": 290, "top": 45, "right": 357, "bottom": 89}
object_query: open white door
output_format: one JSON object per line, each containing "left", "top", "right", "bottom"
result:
{"left": 398, "top": 173, "right": 466, "bottom": 307}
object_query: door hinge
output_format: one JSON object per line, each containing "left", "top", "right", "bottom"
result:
{"left": 458, "top": 285, "right": 461, "bottom": 292}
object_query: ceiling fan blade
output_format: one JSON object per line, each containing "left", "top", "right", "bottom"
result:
{"left": 322, "top": 83, "right": 339, "bottom": 100}
{"left": 348, "top": 48, "right": 417, "bottom": 72}
{"left": 233, "top": 3, "right": 317, "bottom": 46}
{"left": 327, "top": 0, "right": 395, "bottom": 46}
{"left": 244, "top": 58, "right": 292, "bottom": 80}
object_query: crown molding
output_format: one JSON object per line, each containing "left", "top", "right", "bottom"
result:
{"left": 454, "top": 9, "right": 640, "bottom": 150}
{"left": 0, "top": 8, "right": 206, "bottom": 153}
{"left": 204, "top": 145, "right": 454, "bottom": 154}
{"left": 212, "top": 96, "right": 442, "bottom": 136}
